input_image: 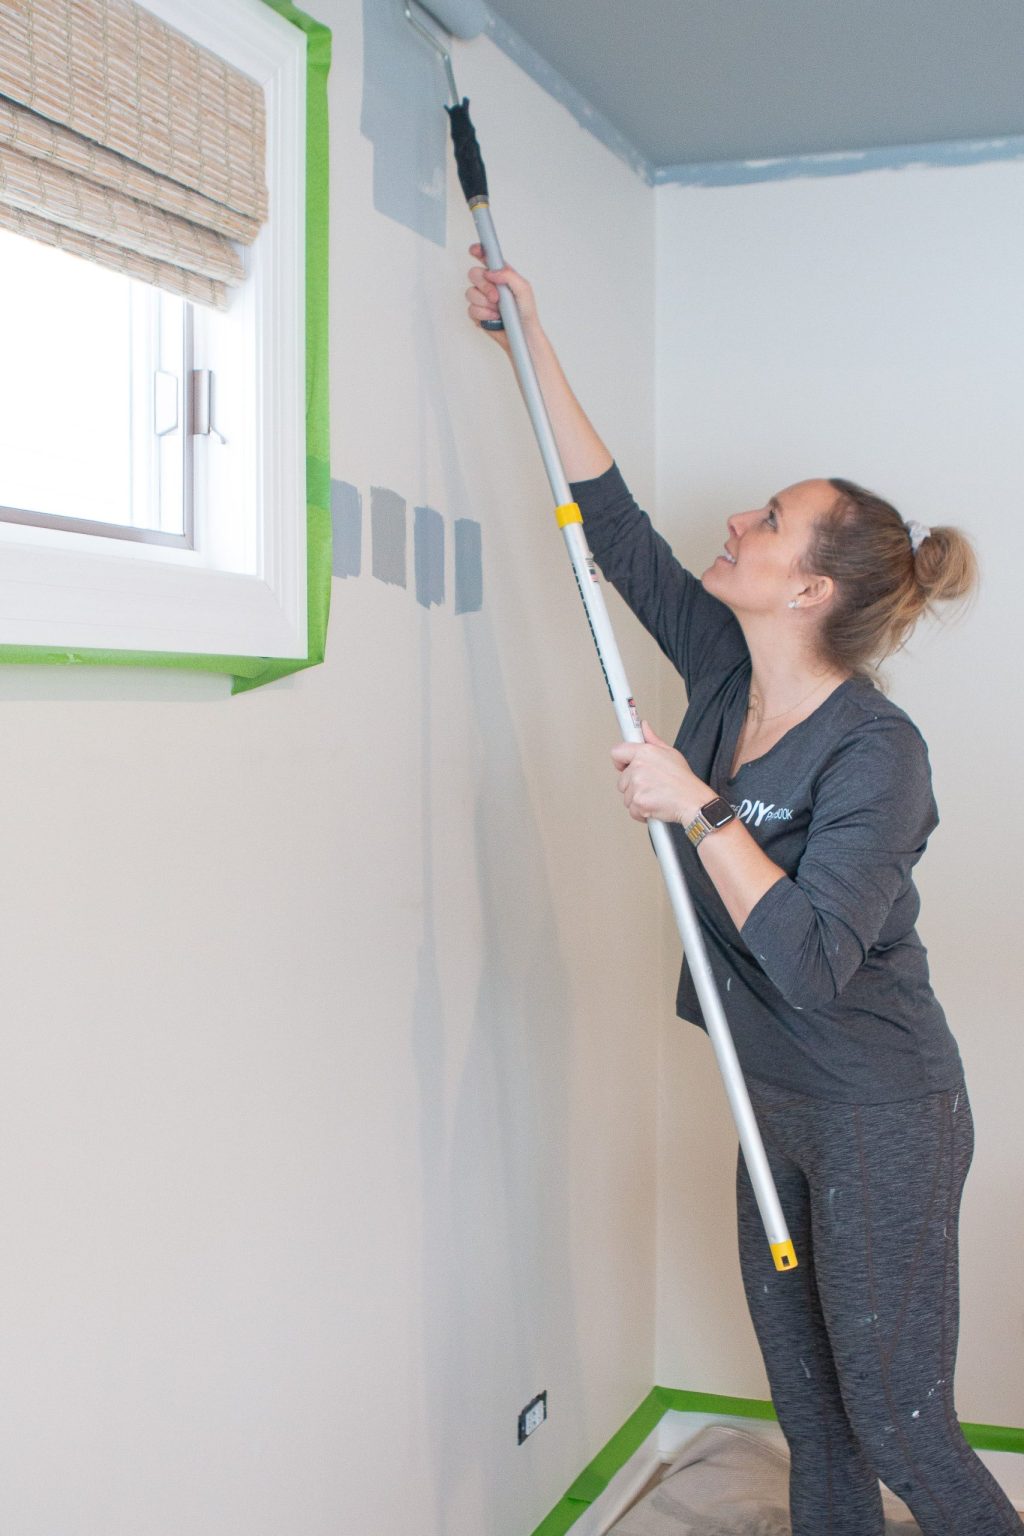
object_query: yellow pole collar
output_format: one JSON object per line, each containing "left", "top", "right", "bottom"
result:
{"left": 771, "top": 1240, "right": 798, "bottom": 1272}
{"left": 555, "top": 501, "right": 583, "bottom": 528}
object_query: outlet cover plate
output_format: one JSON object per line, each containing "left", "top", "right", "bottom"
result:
{"left": 518, "top": 1391, "right": 547, "bottom": 1444}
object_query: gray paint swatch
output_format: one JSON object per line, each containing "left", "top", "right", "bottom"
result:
{"left": 414, "top": 505, "right": 445, "bottom": 609}
{"left": 454, "top": 518, "right": 483, "bottom": 614}
{"left": 360, "top": 0, "right": 446, "bottom": 246}
{"left": 330, "top": 480, "right": 362, "bottom": 578}
{"left": 371, "top": 486, "right": 407, "bottom": 588}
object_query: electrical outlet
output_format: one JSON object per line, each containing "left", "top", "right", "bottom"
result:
{"left": 518, "top": 1391, "right": 547, "bottom": 1444}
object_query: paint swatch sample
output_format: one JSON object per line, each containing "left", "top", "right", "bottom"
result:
{"left": 359, "top": 0, "right": 446, "bottom": 246}
{"left": 331, "top": 480, "right": 362, "bottom": 578}
{"left": 454, "top": 518, "right": 483, "bottom": 614}
{"left": 414, "top": 505, "right": 445, "bottom": 609}
{"left": 371, "top": 486, "right": 407, "bottom": 587}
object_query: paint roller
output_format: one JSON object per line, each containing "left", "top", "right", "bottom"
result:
{"left": 404, "top": 0, "right": 799, "bottom": 1276}
{"left": 404, "top": 0, "right": 502, "bottom": 332}
{"left": 403, "top": 0, "right": 487, "bottom": 103}
{"left": 406, "top": 0, "right": 486, "bottom": 43}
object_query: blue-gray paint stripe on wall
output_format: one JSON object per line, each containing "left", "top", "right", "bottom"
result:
{"left": 454, "top": 518, "right": 483, "bottom": 614}
{"left": 414, "top": 505, "right": 445, "bottom": 609}
{"left": 652, "top": 134, "right": 1024, "bottom": 189}
{"left": 331, "top": 480, "right": 362, "bottom": 578}
{"left": 360, "top": 0, "right": 447, "bottom": 245}
{"left": 371, "top": 486, "right": 407, "bottom": 588}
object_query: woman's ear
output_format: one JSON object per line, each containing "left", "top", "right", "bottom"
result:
{"left": 793, "top": 574, "right": 835, "bottom": 611}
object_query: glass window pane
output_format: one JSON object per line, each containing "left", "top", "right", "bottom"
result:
{"left": 0, "top": 230, "right": 136, "bottom": 528}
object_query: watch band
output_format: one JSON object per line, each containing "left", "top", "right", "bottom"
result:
{"left": 683, "top": 796, "right": 736, "bottom": 848}
{"left": 683, "top": 813, "right": 714, "bottom": 847}
{"left": 683, "top": 815, "right": 708, "bottom": 847}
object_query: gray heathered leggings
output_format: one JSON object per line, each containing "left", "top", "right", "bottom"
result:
{"left": 737, "top": 1077, "right": 1022, "bottom": 1536}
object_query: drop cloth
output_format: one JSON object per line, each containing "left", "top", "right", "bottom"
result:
{"left": 609, "top": 1425, "right": 920, "bottom": 1535}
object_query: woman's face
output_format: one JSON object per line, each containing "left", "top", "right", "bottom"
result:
{"left": 701, "top": 479, "right": 835, "bottom": 619}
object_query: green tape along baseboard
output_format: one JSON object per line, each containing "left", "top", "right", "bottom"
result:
{"left": 0, "top": 0, "right": 332, "bottom": 696}
{"left": 530, "top": 1387, "right": 1024, "bottom": 1536}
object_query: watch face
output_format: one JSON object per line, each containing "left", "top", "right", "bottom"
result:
{"left": 702, "top": 796, "right": 735, "bottom": 829}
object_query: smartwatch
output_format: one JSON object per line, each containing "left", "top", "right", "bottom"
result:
{"left": 683, "top": 795, "right": 736, "bottom": 848}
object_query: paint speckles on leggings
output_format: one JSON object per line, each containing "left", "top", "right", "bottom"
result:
{"left": 736, "top": 1079, "right": 1021, "bottom": 1536}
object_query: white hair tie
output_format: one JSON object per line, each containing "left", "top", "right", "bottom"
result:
{"left": 905, "top": 520, "right": 930, "bottom": 555}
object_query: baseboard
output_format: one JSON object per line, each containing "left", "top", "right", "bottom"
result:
{"left": 529, "top": 1388, "right": 1024, "bottom": 1536}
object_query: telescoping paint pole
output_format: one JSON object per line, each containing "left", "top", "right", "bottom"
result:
{"left": 445, "top": 102, "right": 797, "bottom": 1275}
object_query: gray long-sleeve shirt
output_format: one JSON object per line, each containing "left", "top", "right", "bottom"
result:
{"left": 572, "top": 462, "right": 963, "bottom": 1102}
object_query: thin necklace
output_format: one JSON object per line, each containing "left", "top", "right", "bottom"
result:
{"left": 746, "top": 674, "right": 841, "bottom": 725}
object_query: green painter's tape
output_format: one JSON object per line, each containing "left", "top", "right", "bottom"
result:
{"left": 530, "top": 1387, "right": 1024, "bottom": 1536}
{"left": 653, "top": 1386, "right": 778, "bottom": 1421}
{"left": 529, "top": 1392, "right": 665, "bottom": 1536}
{"left": 564, "top": 1393, "right": 667, "bottom": 1504}
{"left": 0, "top": 1, "right": 332, "bottom": 695}
{"left": 960, "top": 1420, "right": 1024, "bottom": 1455}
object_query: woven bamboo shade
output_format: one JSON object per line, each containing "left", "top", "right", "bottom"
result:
{"left": 0, "top": 0, "right": 269, "bottom": 307}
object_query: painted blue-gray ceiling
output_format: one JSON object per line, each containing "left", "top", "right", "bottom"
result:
{"left": 483, "top": 0, "right": 1024, "bottom": 171}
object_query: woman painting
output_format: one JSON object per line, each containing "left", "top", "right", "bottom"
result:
{"left": 467, "top": 249, "right": 1021, "bottom": 1536}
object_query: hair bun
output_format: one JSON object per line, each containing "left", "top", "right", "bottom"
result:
{"left": 819, "top": 478, "right": 978, "bottom": 677}
{"left": 913, "top": 524, "right": 977, "bottom": 604}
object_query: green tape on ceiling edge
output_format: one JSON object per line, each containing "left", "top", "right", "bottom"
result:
{"left": 529, "top": 1387, "right": 1024, "bottom": 1536}
{"left": 0, "top": 1, "right": 332, "bottom": 696}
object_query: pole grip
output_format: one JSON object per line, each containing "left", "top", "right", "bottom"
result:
{"left": 448, "top": 99, "right": 505, "bottom": 332}
{"left": 446, "top": 99, "right": 489, "bottom": 203}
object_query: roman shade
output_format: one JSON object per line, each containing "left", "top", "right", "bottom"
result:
{"left": 0, "top": 0, "right": 269, "bottom": 306}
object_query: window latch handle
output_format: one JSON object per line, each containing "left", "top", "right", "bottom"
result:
{"left": 190, "top": 369, "right": 227, "bottom": 445}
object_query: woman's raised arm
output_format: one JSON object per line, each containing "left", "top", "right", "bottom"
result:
{"left": 466, "top": 245, "right": 613, "bottom": 484}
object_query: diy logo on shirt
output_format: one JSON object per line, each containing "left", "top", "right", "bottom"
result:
{"left": 734, "top": 799, "right": 794, "bottom": 827}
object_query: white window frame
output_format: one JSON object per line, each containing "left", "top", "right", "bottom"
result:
{"left": 0, "top": 0, "right": 308, "bottom": 660}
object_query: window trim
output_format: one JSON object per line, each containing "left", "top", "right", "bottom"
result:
{"left": 0, "top": 0, "right": 332, "bottom": 693}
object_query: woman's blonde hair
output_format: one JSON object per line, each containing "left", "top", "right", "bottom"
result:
{"left": 802, "top": 478, "right": 978, "bottom": 678}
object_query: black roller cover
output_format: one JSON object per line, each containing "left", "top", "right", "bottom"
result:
{"left": 446, "top": 99, "right": 489, "bottom": 203}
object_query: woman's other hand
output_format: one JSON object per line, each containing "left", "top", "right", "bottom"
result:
{"left": 611, "top": 722, "right": 712, "bottom": 826}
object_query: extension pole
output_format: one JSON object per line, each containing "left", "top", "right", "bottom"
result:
{"left": 446, "top": 101, "right": 797, "bottom": 1274}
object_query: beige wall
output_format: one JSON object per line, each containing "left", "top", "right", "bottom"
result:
{"left": 654, "top": 161, "right": 1024, "bottom": 1427}
{"left": 0, "top": 7, "right": 661, "bottom": 1533}
{"left": 2, "top": 11, "right": 1020, "bottom": 1535}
